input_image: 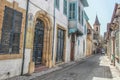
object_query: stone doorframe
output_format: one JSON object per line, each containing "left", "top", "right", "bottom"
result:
{"left": 28, "top": 11, "right": 53, "bottom": 74}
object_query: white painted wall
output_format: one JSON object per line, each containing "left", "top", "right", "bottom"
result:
{"left": 23, "top": 49, "right": 31, "bottom": 74}
{"left": 74, "top": 36, "right": 86, "bottom": 60}
{"left": 74, "top": 0, "right": 87, "bottom": 60}
{"left": 53, "top": 0, "right": 70, "bottom": 64}
{"left": 26, "top": 0, "right": 70, "bottom": 65}
{"left": 65, "top": 36, "right": 71, "bottom": 62}
{"left": 6, "top": 0, "right": 26, "bottom": 9}
{"left": 0, "top": 59, "right": 22, "bottom": 80}
{"left": 29, "top": 0, "right": 54, "bottom": 16}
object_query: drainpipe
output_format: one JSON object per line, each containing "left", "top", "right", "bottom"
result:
{"left": 21, "top": 0, "right": 29, "bottom": 75}
{"left": 52, "top": 0, "right": 56, "bottom": 64}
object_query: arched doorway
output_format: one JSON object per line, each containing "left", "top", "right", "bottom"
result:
{"left": 28, "top": 11, "right": 53, "bottom": 73}
{"left": 33, "top": 18, "right": 44, "bottom": 66}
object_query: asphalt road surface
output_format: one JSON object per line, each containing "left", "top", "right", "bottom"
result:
{"left": 31, "top": 54, "right": 112, "bottom": 80}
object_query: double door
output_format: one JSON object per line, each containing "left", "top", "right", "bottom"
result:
{"left": 56, "top": 28, "right": 64, "bottom": 63}
{"left": 33, "top": 19, "right": 44, "bottom": 65}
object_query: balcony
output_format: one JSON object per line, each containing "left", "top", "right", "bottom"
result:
{"left": 68, "top": 21, "right": 83, "bottom": 36}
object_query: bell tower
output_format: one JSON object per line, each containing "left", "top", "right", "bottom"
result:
{"left": 93, "top": 15, "right": 101, "bottom": 38}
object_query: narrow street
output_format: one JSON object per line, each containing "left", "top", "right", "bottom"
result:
{"left": 0, "top": 0, "right": 120, "bottom": 80}
{"left": 30, "top": 54, "right": 117, "bottom": 80}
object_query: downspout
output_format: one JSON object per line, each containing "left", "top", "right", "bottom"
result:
{"left": 21, "top": 0, "right": 29, "bottom": 75}
{"left": 52, "top": 0, "right": 56, "bottom": 64}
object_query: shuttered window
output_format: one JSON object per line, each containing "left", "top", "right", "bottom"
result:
{"left": 82, "top": 11, "right": 84, "bottom": 25}
{"left": 0, "top": 6, "right": 22, "bottom": 54}
{"left": 55, "top": 0, "right": 60, "bottom": 9}
{"left": 78, "top": 6, "right": 81, "bottom": 23}
{"left": 56, "top": 28, "right": 64, "bottom": 63}
{"left": 69, "top": 2, "right": 76, "bottom": 20}
{"left": 63, "top": 0, "right": 67, "bottom": 15}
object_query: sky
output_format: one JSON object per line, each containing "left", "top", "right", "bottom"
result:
{"left": 85, "top": 0, "right": 120, "bottom": 35}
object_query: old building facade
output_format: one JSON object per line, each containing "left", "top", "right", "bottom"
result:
{"left": 105, "top": 3, "right": 120, "bottom": 71}
{"left": 68, "top": 0, "right": 88, "bottom": 61}
{"left": 0, "top": 0, "right": 27, "bottom": 79}
{"left": 86, "top": 21, "right": 93, "bottom": 56}
{"left": 0, "top": 0, "right": 89, "bottom": 79}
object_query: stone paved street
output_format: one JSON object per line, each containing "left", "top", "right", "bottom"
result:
{"left": 30, "top": 54, "right": 120, "bottom": 80}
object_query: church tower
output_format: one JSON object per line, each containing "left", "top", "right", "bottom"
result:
{"left": 93, "top": 15, "right": 101, "bottom": 38}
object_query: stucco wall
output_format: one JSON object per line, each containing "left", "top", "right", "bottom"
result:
{"left": 53, "top": 0, "right": 69, "bottom": 64}
{"left": 7, "top": 0, "right": 26, "bottom": 9}
{"left": 0, "top": 59, "right": 22, "bottom": 80}
{"left": 74, "top": 36, "right": 86, "bottom": 61}
{"left": 28, "top": 0, "right": 54, "bottom": 16}
{"left": 65, "top": 37, "right": 71, "bottom": 62}
{"left": 23, "top": 49, "right": 31, "bottom": 74}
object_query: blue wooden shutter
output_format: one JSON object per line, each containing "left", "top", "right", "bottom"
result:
{"left": 78, "top": 7, "right": 81, "bottom": 23}
{"left": 63, "top": 0, "right": 67, "bottom": 15}
{"left": 55, "top": 0, "right": 59, "bottom": 9}
{"left": 82, "top": 11, "right": 84, "bottom": 25}
{"left": 69, "top": 2, "right": 76, "bottom": 20}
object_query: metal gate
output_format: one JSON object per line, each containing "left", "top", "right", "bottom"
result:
{"left": 33, "top": 19, "right": 44, "bottom": 65}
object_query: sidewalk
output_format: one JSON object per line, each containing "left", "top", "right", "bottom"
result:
{"left": 99, "top": 55, "right": 120, "bottom": 80}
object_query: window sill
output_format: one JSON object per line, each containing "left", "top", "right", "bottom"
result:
{"left": 0, "top": 53, "right": 22, "bottom": 60}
